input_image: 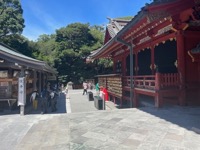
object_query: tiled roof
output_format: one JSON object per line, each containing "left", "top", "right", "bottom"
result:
{"left": 150, "top": 0, "right": 176, "bottom": 5}
{"left": 0, "top": 44, "right": 44, "bottom": 64}
{"left": 86, "top": 18, "right": 131, "bottom": 61}
{"left": 89, "top": 0, "right": 183, "bottom": 59}
{"left": 0, "top": 43, "right": 57, "bottom": 74}
{"left": 106, "top": 18, "right": 130, "bottom": 38}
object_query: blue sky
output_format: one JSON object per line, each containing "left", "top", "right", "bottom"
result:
{"left": 21, "top": 0, "right": 151, "bottom": 41}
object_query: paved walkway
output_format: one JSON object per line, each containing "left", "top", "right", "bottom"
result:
{"left": 66, "top": 89, "right": 118, "bottom": 113}
{"left": 0, "top": 90, "right": 200, "bottom": 150}
{"left": 67, "top": 89, "right": 98, "bottom": 113}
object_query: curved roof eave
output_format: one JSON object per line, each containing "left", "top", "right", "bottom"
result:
{"left": 0, "top": 44, "right": 57, "bottom": 74}
{"left": 90, "top": 9, "right": 147, "bottom": 59}
{"left": 90, "top": 0, "right": 182, "bottom": 60}
{"left": 0, "top": 44, "right": 44, "bottom": 65}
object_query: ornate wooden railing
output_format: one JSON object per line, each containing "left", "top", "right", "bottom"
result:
{"left": 123, "top": 75, "right": 155, "bottom": 90}
{"left": 122, "top": 73, "right": 180, "bottom": 90}
{"left": 158, "top": 73, "right": 180, "bottom": 89}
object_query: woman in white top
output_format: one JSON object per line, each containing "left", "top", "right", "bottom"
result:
{"left": 30, "top": 91, "right": 38, "bottom": 110}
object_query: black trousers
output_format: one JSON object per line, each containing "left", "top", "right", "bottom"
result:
{"left": 40, "top": 98, "right": 47, "bottom": 113}
{"left": 83, "top": 89, "right": 87, "bottom": 95}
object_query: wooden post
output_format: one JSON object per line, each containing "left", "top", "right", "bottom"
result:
{"left": 19, "top": 68, "right": 26, "bottom": 115}
{"left": 176, "top": 30, "right": 186, "bottom": 105}
{"left": 155, "top": 73, "right": 162, "bottom": 107}
{"left": 33, "top": 70, "right": 37, "bottom": 91}
{"left": 135, "top": 52, "right": 138, "bottom": 75}
{"left": 8, "top": 68, "right": 12, "bottom": 98}
{"left": 38, "top": 72, "right": 42, "bottom": 93}
{"left": 113, "top": 59, "right": 116, "bottom": 73}
{"left": 151, "top": 46, "right": 155, "bottom": 75}
{"left": 133, "top": 90, "right": 139, "bottom": 107}
{"left": 122, "top": 56, "right": 126, "bottom": 76}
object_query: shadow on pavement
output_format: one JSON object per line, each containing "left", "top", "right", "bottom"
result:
{"left": 110, "top": 95, "right": 200, "bottom": 134}
{"left": 138, "top": 104, "right": 200, "bottom": 134}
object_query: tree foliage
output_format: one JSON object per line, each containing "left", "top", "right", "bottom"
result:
{"left": 53, "top": 23, "right": 105, "bottom": 83}
{"left": 1, "top": 34, "right": 35, "bottom": 57}
{"left": 32, "top": 23, "right": 111, "bottom": 84}
{"left": 0, "top": 0, "right": 25, "bottom": 40}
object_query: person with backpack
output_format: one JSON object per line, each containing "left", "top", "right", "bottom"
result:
{"left": 40, "top": 88, "right": 48, "bottom": 114}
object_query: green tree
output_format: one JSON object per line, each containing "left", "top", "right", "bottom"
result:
{"left": 56, "top": 23, "right": 96, "bottom": 53}
{"left": 0, "top": 0, "right": 25, "bottom": 40}
{"left": 35, "top": 34, "right": 58, "bottom": 67}
{"left": 54, "top": 23, "right": 104, "bottom": 84}
{"left": 1, "top": 34, "right": 34, "bottom": 57}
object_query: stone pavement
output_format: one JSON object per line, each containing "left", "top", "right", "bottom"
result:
{"left": 0, "top": 90, "right": 200, "bottom": 150}
{"left": 66, "top": 89, "right": 118, "bottom": 113}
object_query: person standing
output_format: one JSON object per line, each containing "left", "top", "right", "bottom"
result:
{"left": 49, "top": 90, "right": 57, "bottom": 112}
{"left": 95, "top": 83, "right": 100, "bottom": 96}
{"left": 102, "top": 87, "right": 109, "bottom": 101}
{"left": 30, "top": 91, "right": 38, "bottom": 110}
{"left": 82, "top": 81, "right": 88, "bottom": 95}
{"left": 40, "top": 88, "right": 48, "bottom": 114}
{"left": 65, "top": 84, "right": 68, "bottom": 94}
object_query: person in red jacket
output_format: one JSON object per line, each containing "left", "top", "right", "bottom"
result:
{"left": 102, "top": 87, "right": 108, "bottom": 101}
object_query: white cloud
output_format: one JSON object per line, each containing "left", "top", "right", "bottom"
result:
{"left": 22, "top": 25, "right": 47, "bottom": 41}
{"left": 22, "top": 1, "right": 62, "bottom": 40}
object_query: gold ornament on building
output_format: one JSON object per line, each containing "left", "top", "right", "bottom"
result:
{"left": 150, "top": 64, "right": 156, "bottom": 70}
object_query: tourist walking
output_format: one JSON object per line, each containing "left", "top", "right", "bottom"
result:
{"left": 82, "top": 81, "right": 88, "bottom": 95}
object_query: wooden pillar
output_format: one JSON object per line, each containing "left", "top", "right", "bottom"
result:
{"left": 122, "top": 56, "right": 126, "bottom": 76}
{"left": 151, "top": 46, "right": 155, "bottom": 75}
{"left": 43, "top": 73, "right": 47, "bottom": 87}
{"left": 8, "top": 68, "right": 12, "bottom": 98}
{"left": 176, "top": 30, "right": 186, "bottom": 105}
{"left": 155, "top": 73, "right": 163, "bottom": 107}
{"left": 135, "top": 52, "right": 138, "bottom": 75}
{"left": 38, "top": 72, "right": 42, "bottom": 93}
{"left": 133, "top": 90, "right": 139, "bottom": 107}
{"left": 33, "top": 70, "right": 37, "bottom": 91}
{"left": 113, "top": 59, "right": 116, "bottom": 73}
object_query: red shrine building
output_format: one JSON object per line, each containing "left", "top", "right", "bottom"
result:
{"left": 89, "top": 0, "right": 200, "bottom": 107}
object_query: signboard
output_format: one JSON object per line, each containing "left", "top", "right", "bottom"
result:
{"left": 18, "top": 77, "right": 26, "bottom": 106}
{"left": 47, "top": 75, "right": 57, "bottom": 81}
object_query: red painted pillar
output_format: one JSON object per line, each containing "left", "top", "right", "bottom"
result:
{"left": 176, "top": 30, "right": 186, "bottom": 106}
{"left": 155, "top": 73, "right": 163, "bottom": 107}
{"left": 151, "top": 46, "right": 155, "bottom": 75}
